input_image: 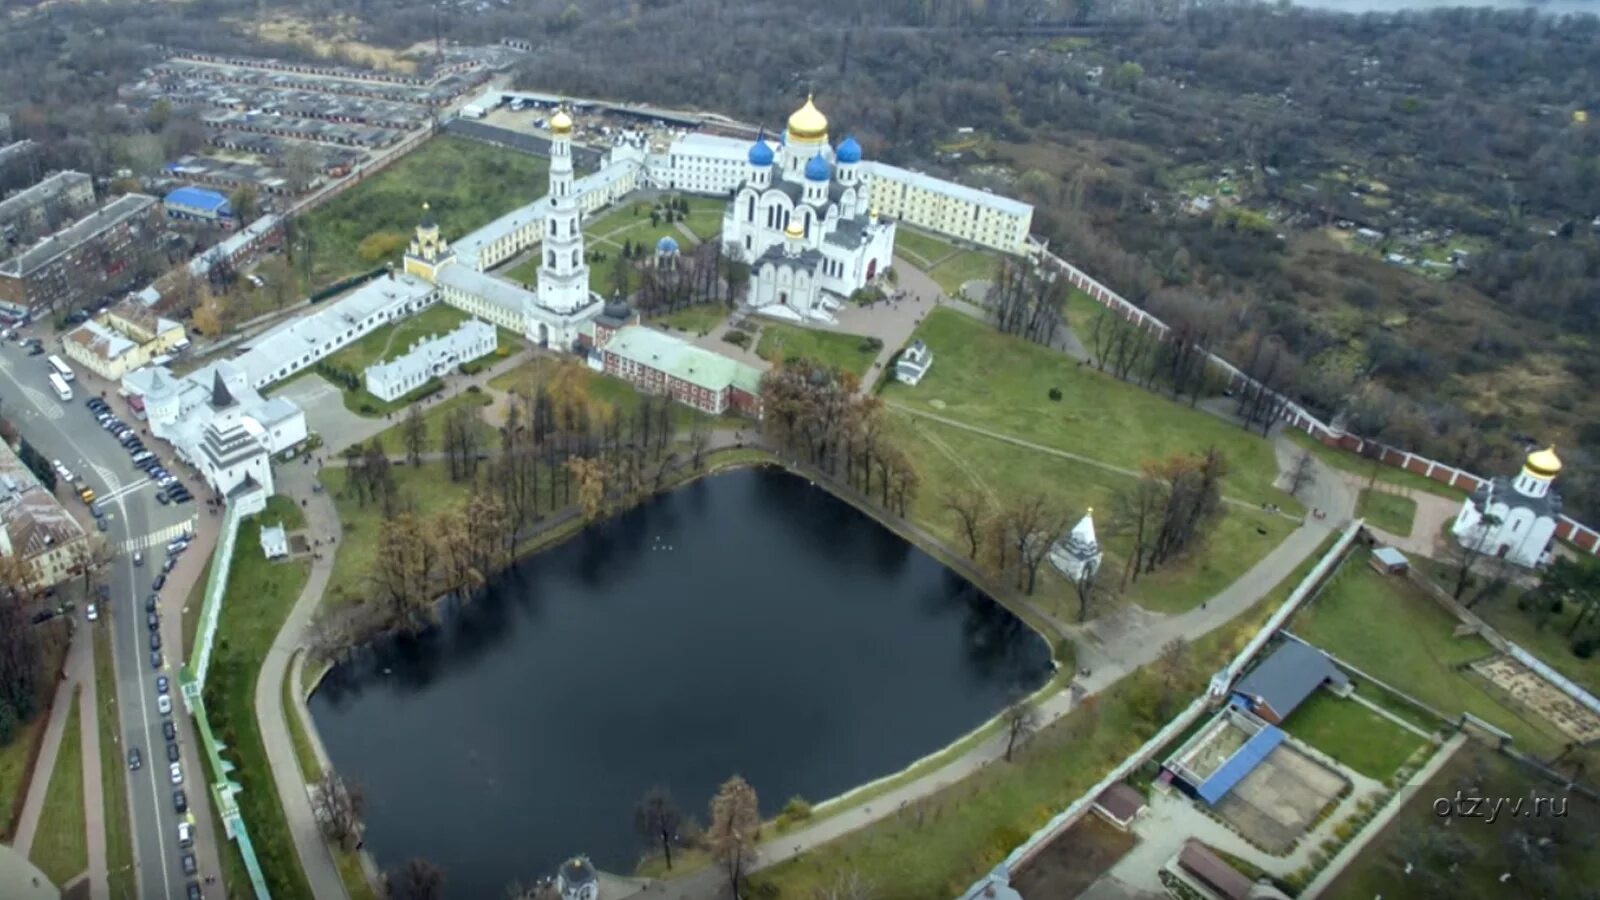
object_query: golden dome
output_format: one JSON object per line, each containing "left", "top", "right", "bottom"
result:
{"left": 1525, "top": 446, "right": 1562, "bottom": 478}
{"left": 549, "top": 109, "right": 573, "bottom": 136}
{"left": 784, "top": 219, "right": 804, "bottom": 239}
{"left": 787, "top": 94, "right": 828, "bottom": 142}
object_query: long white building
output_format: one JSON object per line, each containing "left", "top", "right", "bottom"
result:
{"left": 365, "top": 318, "right": 496, "bottom": 401}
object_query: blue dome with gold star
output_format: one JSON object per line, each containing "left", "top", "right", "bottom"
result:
{"left": 835, "top": 135, "right": 862, "bottom": 163}
{"left": 805, "top": 153, "right": 830, "bottom": 182}
{"left": 748, "top": 138, "right": 774, "bottom": 167}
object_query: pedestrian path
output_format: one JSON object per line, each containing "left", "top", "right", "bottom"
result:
{"left": 117, "top": 520, "right": 198, "bottom": 553}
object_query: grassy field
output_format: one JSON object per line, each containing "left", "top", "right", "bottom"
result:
{"left": 892, "top": 226, "right": 1001, "bottom": 296}
{"left": 1291, "top": 555, "right": 1569, "bottom": 757}
{"left": 884, "top": 308, "right": 1293, "bottom": 509}
{"left": 1325, "top": 744, "right": 1600, "bottom": 899}
{"left": 322, "top": 303, "right": 472, "bottom": 375}
{"left": 651, "top": 304, "right": 729, "bottom": 336}
{"left": 93, "top": 627, "right": 134, "bottom": 900}
{"left": 756, "top": 322, "right": 878, "bottom": 377}
{"left": 749, "top": 533, "right": 1337, "bottom": 899}
{"left": 30, "top": 689, "right": 86, "bottom": 887}
{"left": 490, "top": 355, "right": 729, "bottom": 430}
{"left": 371, "top": 390, "right": 498, "bottom": 455}
{"left": 1286, "top": 431, "right": 1468, "bottom": 503}
{"left": 887, "top": 412, "right": 1294, "bottom": 617}
{"left": 321, "top": 462, "right": 475, "bottom": 609}
{"left": 1467, "top": 589, "right": 1600, "bottom": 696}
{"left": 298, "top": 136, "right": 551, "bottom": 289}
{"left": 1358, "top": 488, "right": 1418, "bottom": 536}
{"left": 680, "top": 196, "right": 727, "bottom": 241}
{"left": 198, "top": 497, "right": 314, "bottom": 899}
{"left": 1280, "top": 691, "right": 1427, "bottom": 780}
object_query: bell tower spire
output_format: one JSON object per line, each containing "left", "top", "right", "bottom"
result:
{"left": 536, "top": 108, "right": 594, "bottom": 321}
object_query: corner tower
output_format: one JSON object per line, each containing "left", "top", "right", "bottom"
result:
{"left": 536, "top": 108, "right": 594, "bottom": 315}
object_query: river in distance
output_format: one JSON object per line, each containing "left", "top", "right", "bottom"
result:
{"left": 309, "top": 466, "right": 1053, "bottom": 895}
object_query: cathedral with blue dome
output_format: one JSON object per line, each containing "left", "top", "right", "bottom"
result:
{"left": 721, "top": 95, "right": 897, "bottom": 323}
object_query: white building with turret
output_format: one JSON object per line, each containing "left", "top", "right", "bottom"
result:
{"left": 1049, "top": 510, "right": 1103, "bottom": 583}
{"left": 1451, "top": 447, "right": 1563, "bottom": 568}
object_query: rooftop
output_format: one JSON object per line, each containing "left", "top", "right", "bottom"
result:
{"left": 0, "top": 193, "right": 159, "bottom": 277}
{"left": 1232, "top": 640, "right": 1348, "bottom": 719}
{"left": 163, "top": 185, "right": 232, "bottom": 213}
{"left": 235, "top": 272, "right": 434, "bottom": 387}
{"left": 66, "top": 319, "right": 137, "bottom": 361}
{"left": 604, "top": 325, "right": 763, "bottom": 395}
{"left": 0, "top": 442, "right": 87, "bottom": 565}
{"left": 863, "top": 160, "right": 1033, "bottom": 219}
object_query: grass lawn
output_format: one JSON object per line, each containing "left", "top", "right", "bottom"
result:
{"left": 322, "top": 303, "right": 472, "bottom": 375}
{"left": 885, "top": 308, "right": 1294, "bottom": 510}
{"left": 371, "top": 389, "right": 498, "bottom": 455}
{"left": 681, "top": 196, "right": 726, "bottom": 241}
{"left": 297, "top": 136, "right": 551, "bottom": 289}
{"left": 1291, "top": 555, "right": 1570, "bottom": 757}
{"left": 651, "top": 303, "right": 730, "bottom": 336}
{"left": 893, "top": 226, "right": 1000, "bottom": 296}
{"left": 887, "top": 412, "right": 1294, "bottom": 617}
{"left": 321, "top": 463, "right": 476, "bottom": 608}
{"left": 93, "top": 627, "right": 135, "bottom": 900}
{"left": 282, "top": 666, "right": 378, "bottom": 900}
{"left": 30, "top": 689, "right": 86, "bottom": 887}
{"left": 1358, "top": 488, "right": 1418, "bottom": 536}
{"left": 197, "top": 496, "right": 314, "bottom": 899}
{"left": 1279, "top": 691, "right": 1426, "bottom": 780}
{"left": 490, "top": 355, "right": 729, "bottom": 430}
{"left": 1473, "top": 597, "right": 1600, "bottom": 697}
{"left": 1287, "top": 431, "right": 1468, "bottom": 503}
{"left": 756, "top": 322, "right": 878, "bottom": 377}
{"left": 749, "top": 534, "right": 1331, "bottom": 900}
{"left": 584, "top": 201, "right": 702, "bottom": 253}
{"left": 1325, "top": 744, "right": 1600, "bottom": 899}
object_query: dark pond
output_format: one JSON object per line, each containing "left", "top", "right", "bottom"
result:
{"left": 309, "top": 466, "right": 1053, "bottom": 896}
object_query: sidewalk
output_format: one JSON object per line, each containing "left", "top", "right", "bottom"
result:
{"left": 79, "top": 629, "right": 108, "bottom": 900}
{"left": 12, "top": 623, "right": 91, "bottom": 856}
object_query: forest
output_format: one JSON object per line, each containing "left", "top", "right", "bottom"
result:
{"left": 2, "top": 0, "right": 1598, "bottom": 514}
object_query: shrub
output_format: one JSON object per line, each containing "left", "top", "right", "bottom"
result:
{"left": 1048, "top": 387, "right": 1063, "bottom": 401}
{"left": 723, "top": 331, "right": 751, "bottom": 348}
{"left": 778, "top": 795, "right": 812, "bottom": 823}
{"left": 466, "top": 384, "right": 482, "bottom": 394}
{"left": 1573, "top": 636, "right": 1599, "bottom": 659}
{"left": 858, "top": 336, "right": 884, "bottom": 352}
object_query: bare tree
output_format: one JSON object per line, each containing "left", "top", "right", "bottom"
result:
{"left": 942, "top": 487, "right": 989, "bottom": 559}
{"left": 1002, "top": 694, "right": 1041, "bottom": 762}
{"left": 1286, "top": 448, "right": 1316, "bottom": 499}
{"left": 707, "top": 775, "right": 761, "bottom": 899}
{"left": 402, "top": 403, "right": 427, "bottom": 466}
{"left": 689, "top": 416, "right": 712, "bottom": 470}
{"left": 1446, "top": 517, "right": 1501, "bottom": 601}
{"left": 311, "top": 770, "right": 367, "bottom": 851}
{"left": 387, "top": 858, "right": 444, "bottom": 900}
{"left": 634, "top": 786, "right": 684, "bottom": 871}
{"left": 1073, "top": 561, "right": 1114, "bottom": 624}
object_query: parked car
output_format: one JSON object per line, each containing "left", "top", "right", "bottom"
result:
{"left": 172, "top": 790, "right": 187, "bottom": 813}
{"left": 163, "top": 720, "right": 177, "bottom": 741}
{"left": 170, "top": 491, "right": 191, "bottom": 505}
{"left": 186, "top": 881, "right": 202, "bottom": 900}
{"left": 177, "top": 821, "right": 193, "bottom": 847}
{"left": 149, "top": 630, "right": 161, "bottom": 651}
{"left": 167, "top": 538, "right": 188, "bottom": 554}
{"left": 147, "top": 611, "right": 159, "bottom": 631}
{"left": 144, "top": 594, "right": 157, "bottom": 612}
{"left": 157, "top": 675, "right": 169, "bottom": 695}
{"left": 162, "top": 557, "right": 176, "bottom": 573}
{"left": 169, "top": 762, "right": 182, "bottom": 785}
{"left": 155, "top": 491, "right": 169, "bottom": 505}
{"left": 97, "top": 519, "right": 108, "bottom": 532}
{"left": 150, "top": 651, "right": 162, "bottom": 670}
{"left": 167, "top": 742, "right": 180, "bottom": 763}
{"left": 127, "top": 748, "right": 141, "bottom": 771}
{"left": 181, "top": 853, "right": 197, "bottom": 876}
{"left": 157, "top": 693, "right": 171, "bottom": 715}
{"left": 133, "top": 551, "right": 143, "bottom": 567}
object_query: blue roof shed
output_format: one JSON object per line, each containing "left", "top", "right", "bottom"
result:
{"left": 164, "top": 186, "right": 233, "bottom": 216}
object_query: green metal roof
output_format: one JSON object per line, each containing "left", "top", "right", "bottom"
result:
{"left": 606, "top": 326, "right": 764, "bottom": 395}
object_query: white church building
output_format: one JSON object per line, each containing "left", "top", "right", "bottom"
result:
{"left": 1451, "top": 447, "right": 1563, "bottom": 568}
{"left": 720, "top": 97, "right": 897, "bottom": 324}
{"left": 1049, "top": 510, "right": 1103, "bottom": 583}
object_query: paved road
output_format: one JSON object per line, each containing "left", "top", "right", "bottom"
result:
{"left": 0, "top": 335, "right": 220, "bottom": 900}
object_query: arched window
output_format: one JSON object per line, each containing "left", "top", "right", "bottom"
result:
{"left": 547, "top": 250, "right": 555, "bottom": 267}
{"left": 803, "top": 213, "right": 811, "bottom": 239}
{"left": 572, "top": 249, "right": 580, "bottom": 267}
{"left": 747, "top": 195, "right": 756, "bottom": 223}
{"left": 569, "top": 219, "right": 576, "bottom": 237}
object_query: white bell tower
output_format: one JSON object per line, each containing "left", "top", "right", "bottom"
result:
{"left": 537, "top": 109, "right": 593, "bottom": 317}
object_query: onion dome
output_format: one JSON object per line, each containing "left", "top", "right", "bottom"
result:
{"left": 804, "top": 153, "right": 830, "bottom": 182}
{"left": 787, "top": 94, "right": 828, "bottom": 141}
{"left": 835, "top": 135, "right": 862, "bottom": 163}
{"left": 784, "top": 219, "right": 804, "bottom": 240}
{"left": 419, "top": 201, "right": 436, "bottom": 229}
{"left": 656, "top": 236, "right": 679, "bottom": 253}
{"left": 549, "top": 108, "right": 573, "bottom": 136}
{"left": 748, "top": 136, "right": 774, "bottom": 167}
{"left": 1525, "top": 446, "right": 1562, "bottom": 478}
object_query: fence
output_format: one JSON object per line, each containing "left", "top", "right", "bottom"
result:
{"left": 1028, "top": 242, "right": 1600, "bottom": 556}
{"left": 960, "top": 520, "right": 1363, "bottom": 896}
{"left": 179, "top": 502, "right": 273, "bottom": 899}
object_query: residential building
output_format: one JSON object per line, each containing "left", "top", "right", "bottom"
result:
{"left": 365, "top": 318, "right": 497, "bottom": 401}
{"left": 597, "top": 325, "right": 762, "bottom": 416}
{"left": 1230, "top": 641, "right": 1349, "bottom": 725}
{"left": 862, "top": 162, "right": 1032, "bottom": 255}
{"left": 0, "top": 193, "right": 163, "bottom": 315}
{"left": 0, "top": 440, "right": 90, "bottom": 592}
{"left": 0, "top": 171, "right": 95, "bottom": 248}
{"left": 163, "top": 186, "right": 235, "bottom": 228}
{"left": 63, "top": 299, "right": 187, "bottom": 380}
